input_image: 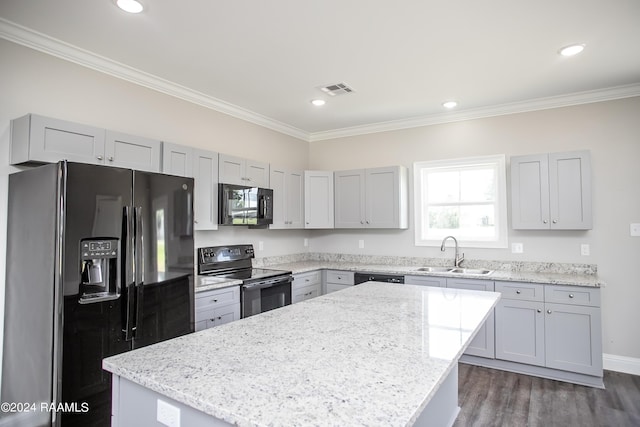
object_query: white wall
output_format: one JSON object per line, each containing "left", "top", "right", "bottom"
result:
{"left": 308, "top": 97, "right": 640, "bottom": 360}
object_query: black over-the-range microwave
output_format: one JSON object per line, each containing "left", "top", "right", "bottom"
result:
{"left": 218, "top": 183, "right": 274, "bottom": 227}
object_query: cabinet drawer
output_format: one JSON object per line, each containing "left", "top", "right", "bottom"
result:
{"left": 495, "top": 281, "right": 544, "bottom": 301}
{"left": 292, "top": 283, "right": 322, "bottom": 303}
{"left": 293, "top": 270, "right": 322, "bottom": 290}
{"left": 545, "top": 285, "right": 600, "bottom": 307}
{"left": 326, "top": 270, "right": 354, "bottom": 285}
{"left": 195, "top": 304, "right": 241, "bottom": 326}
{"left": 195, "top": 286, "right": 240, "bottom": 311}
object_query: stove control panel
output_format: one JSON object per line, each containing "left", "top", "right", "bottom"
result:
{"left": 197, "top": 244, "right": 255, "bottom": 274}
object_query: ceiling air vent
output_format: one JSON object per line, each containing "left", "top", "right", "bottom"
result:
{"left": 318, "top": 83, "right": 355, "bottom": 96}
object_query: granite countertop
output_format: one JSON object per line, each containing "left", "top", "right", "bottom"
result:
{"left": 195, "top": 275, "right": 243, "bottom": 292}
{"left": 104, "top": 282, "right": 499, "bottom": 427}
{"left": 264, "top": 260, "right": 604, "bottom": 288}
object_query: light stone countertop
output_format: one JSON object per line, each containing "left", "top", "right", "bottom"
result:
{"left": 264, "top": 260, "right": 604, "bottom": 288}
{"left": 195, "top": 275, "right": 242, "bottom": 292}
{"left": 104, "top": 282, "right": 500, "bottom": 427}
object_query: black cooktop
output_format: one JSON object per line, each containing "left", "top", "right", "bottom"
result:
{"left": 197, "top": 244, "right": 290, "bottom": 280}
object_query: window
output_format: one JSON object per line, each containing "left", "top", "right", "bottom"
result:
{"left": 414, "top": 154, "right": 508, "bottom": 248}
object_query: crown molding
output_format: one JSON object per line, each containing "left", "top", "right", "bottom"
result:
{"left": 309, "top": 83, "right": 640, "bottom": 141}
{"left": 2, "top": 18, "right": 639, "bottom": 144}
{"left": 0, "top": 18, "right": 310, "bottom": 142}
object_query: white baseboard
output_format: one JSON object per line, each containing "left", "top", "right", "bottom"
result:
{"left": 603, "top": 353, "right": 640, "bottom": 376}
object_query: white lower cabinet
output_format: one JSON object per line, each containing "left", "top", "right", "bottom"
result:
{"left": 446, "top": 278, "right": 495, "bottom": 358}
{"left": 292, "top": 270, "right": 322, "bottom": 303}
{"left": 495, "top": 281, "right": 602, "bottom": 377}
{"left": 195, "top": 286, "right": 240, "bottom": 331}
{"left": 324, "top": 270, "right": 354, "bottom": 294}
{"left": 404, "top": 275, "right": 446, "bottom": 287}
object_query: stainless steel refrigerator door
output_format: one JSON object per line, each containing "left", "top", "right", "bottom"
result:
{"left": 131, "top": 171, "right": 194, "bottom": 349}
{"left": 1, "top": 163, "right": 60, "bottom": 427}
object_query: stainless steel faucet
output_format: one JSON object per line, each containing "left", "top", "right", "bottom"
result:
{"left": 440, "top": 236, "right": 464, "bottom": 267}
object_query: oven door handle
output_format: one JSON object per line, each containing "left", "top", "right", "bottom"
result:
{"left": 242, "top": 276, "right": 293, "bottom": 290}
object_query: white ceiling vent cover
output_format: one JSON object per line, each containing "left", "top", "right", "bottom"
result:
{"left": 318, "top": 83, "right": 355, "bottom": 96}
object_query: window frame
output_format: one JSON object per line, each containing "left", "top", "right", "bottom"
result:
{"left": 413, "top": 154, "right": 508, "bottom": 248}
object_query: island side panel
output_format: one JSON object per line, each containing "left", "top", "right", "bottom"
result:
{"left": 412, "top": 364, "right": 460, "bottom": 427}
{"left": 112, "top": 376, "right": 233, "bottom": 427}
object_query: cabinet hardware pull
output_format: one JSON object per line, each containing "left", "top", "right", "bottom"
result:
{"left": 97, "top": 155, "right": 103, "bottom": 160}
{"left": 516, "top": 290, "right": 521, "bottom": 294}
{"left": 552, "top": 219, "right": 558, "bottom": 224}
{"left": 547, "top": 309, "right": 552, "bottom": 314}
{"left": 569, "top": 294, "right": 574, "bottom": 298}
{"left": 543, "top": 220, "right": 548, "bottom": 224}
{"left": 537, "top": 309, "right": 542, "bottom": 313}
{"left": 213, "top": 299, "right": 218, "bottom": 303}
{"left": 108, "top": 156, "right": 114, "bottom": 162}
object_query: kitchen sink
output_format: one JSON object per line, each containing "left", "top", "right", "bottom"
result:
{"left": 415, "top": 267, "right": 453, "bottom": 273}
{"left": 449, "top": 268, "right": 493, "bottom": 275}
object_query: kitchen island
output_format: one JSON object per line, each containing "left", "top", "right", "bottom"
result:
{"left": 103, "top": 282, "right": 500, "bottom": 427}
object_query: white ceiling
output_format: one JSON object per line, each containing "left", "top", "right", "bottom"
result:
{"left": 1, "top": 0, "right": 640, "bottom": 141}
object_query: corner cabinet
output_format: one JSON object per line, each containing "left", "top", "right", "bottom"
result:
{"left": 511, "top": 151, "right": 592, "bottom": 230}
{"left": 218, "top": 154, "right": 269, "bottom": 187}
{"left": 334, "top": 166, "right": 408, "bottom": 229}
{"left": 161, "top": 143, "right": 219, "bottom": 230}
{"left": 304, "top": 171, "right": 334, "bottom": 229}
{"left": 324, "top": 270, "right": 354, "bottom": 294}
{"left": 292, "top": 270, "right": 322, "bottom": 303}
{"left": 10, "top": 114, "right": 162, "bottom": 172}
{"left": 270, "top": 167, "right": 304, "bottom": 229}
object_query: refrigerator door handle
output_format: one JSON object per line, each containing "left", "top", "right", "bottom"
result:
{"left": 122, "top": 206, "right": 136, "bottom": 341}
{"left": 132, "top": 206, "right": 145, "bottom": 340}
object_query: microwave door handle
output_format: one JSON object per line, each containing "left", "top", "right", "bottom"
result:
{"left": 258, "top": 194, "right": 266, "bottom": 219}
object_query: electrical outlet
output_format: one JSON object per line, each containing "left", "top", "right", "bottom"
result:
{"left": 631, "top": 223, "right": 640, "bottom": 237}
{"left": 303, "top": 238, "right": 308, "bottom": 247}
{"left": 511, "top": 243, "right": 523, "bottom": 253}
{"left": 258, "top": 241, "right": 264, "bottom": 251}
{"left": 157, "top": 399, "right": 180, "bottom": 427}
{"left": 358, "top": 239, "right": 365, "bottom": 249}
{"left": 581, "top": 244, "right": 590, "bottom": 256}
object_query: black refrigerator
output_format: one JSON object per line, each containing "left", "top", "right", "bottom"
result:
{"left": 1, "top": 161, "right": 195, "bottom": 426}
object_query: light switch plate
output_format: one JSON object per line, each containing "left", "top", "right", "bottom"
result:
{"left": 631, "top": 223, "right": 640, "bottom": 237}
{"left": 358, "top": 239, "right": 365, "bottom": 249}
{"left": 511, "top": 243, "right": 523, "bottom": 253}
{"left": 303, "top": 238, "right": 308, "bottom": 247}
{"left": 581, "top": 244, "right": 590, "bottom": 256}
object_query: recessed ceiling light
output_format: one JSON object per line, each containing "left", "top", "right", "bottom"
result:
{"left": 116, "top": 0, "right": 144, "bottom": 13}
{"left": 559, "top": 44, "right": 585, "bottom": 57}
{"left": 442, "top": 101, "right": 458, "bottom": 109}
{"left": 311, "top": 99, "right": 326, "bottom": 107}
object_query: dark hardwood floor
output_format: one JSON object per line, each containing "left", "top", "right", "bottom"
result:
{"left": 454, "top": 364, "right": 640, "bottom": 427}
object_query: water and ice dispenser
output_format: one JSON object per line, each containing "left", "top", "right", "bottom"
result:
{"left": 79, "top": 238, "right": 120, "bottom": 303}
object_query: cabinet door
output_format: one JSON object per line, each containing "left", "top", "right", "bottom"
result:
{"left": 366, "top": 166, "right": 407, "bottom": 228}
{"left": 193, "top": 149, "right": 219, "bottom": 230}
{"left": 245, "top": 160, "right": 270, "bottom": 187}
{"left": 544, "top": 303, "right": 602, "bottom": 376}
{"left": 548, "top": 151, "right": 592, "bottom": 229}
{"left": 162, "top": 142, "right": 193, "bottom": 177}
{"left": 292, "top": 284, "right": 322, "bottom": 303}
{"left": 304, "top": 171, "right": 334, "bottom": 228}
{"left": 105, "top": 131, "right": 161, "bottom": 172}
{"left": 405, "top": 275, "right": 447, "bottom": 287}
{"left": 11, "top": 114, "right": 106, "bottom": 165}
{"left": 211, "top": 304, "right": 241, "bottom": 327}
{"left": 218, "top": 154, "right": 245, "bottom": 185}
{"left": 269, "top": 168, "right": 287, "bottom": 229}
{"left": 510, "top": 154, "right": 550, "bottom": 229}
{"left": 334, "top": 169, "right": 365, "bottom": 228}
{"left": 286, "top": 170, "right": 304, "bottom": 228}
{"left": 495, "top": 299, "right": 545, "bottom": 366}
{"left": 446, "top": 278, "right": 495, "bottom": 358}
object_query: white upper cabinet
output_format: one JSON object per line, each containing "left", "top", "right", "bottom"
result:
{"left": 10, "top": 114, "right": 162, "bottom": 172}
{"left": 218, "top": 154, "right": 269, "bottom": 187}
{"left": 511, "top": 150, "right": 592, "bottom": 230}
{"left": 105, "top": 131, "right": 162, "bottom": 172}
{"left": 304, "top": 170, "right": 334, "bottom": 229}
{"left": 162, "top": 142, "right": 193, "bottom": 177}
{"left": 193, "top": 149, "right": 219, "bottom": 230}
{"left": 11, "top": 114, "right": 106, "bottom": 165}
{"left": 270, "top": 167, "right": 304, "bottom": 229}
{"left": 161, "top": 143, "right": 218, "bottom": 230}
{"left": 334, "top": 166, "right": 408, "bottom": 229}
